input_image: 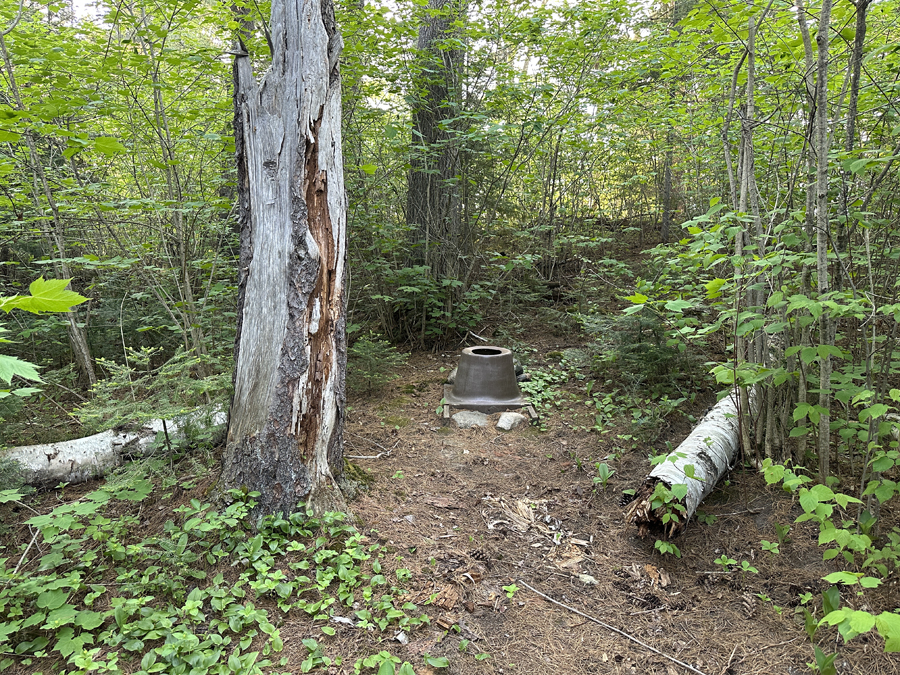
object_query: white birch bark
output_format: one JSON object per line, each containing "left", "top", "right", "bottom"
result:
{"left": 2, "top": 412, "right": 227, "bottom": 488}
{"left": 629, "top": 390, "right": 755, "bottom": 536}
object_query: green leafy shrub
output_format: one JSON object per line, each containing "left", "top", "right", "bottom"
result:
{"left": 76, "top": 346, "right": 231, "bottom": 439}
{"left": 761, "top": 459, "right": 900, "bottom": 654}
{"left": 590, "top": 313, "right": 691, "bottom": 394}
{"left": 348, "top": 334, "right": 408, "bottom": 393}
{"left": 1, "top": 278, "right": 87, "bottom": 399}
{"left": 0, "top": 477, "right": 432, "bottom": 674}
{"left": 367, "top": 265, "right": 491, "bottom": 347}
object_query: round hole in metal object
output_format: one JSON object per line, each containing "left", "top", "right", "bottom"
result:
{"left": 444, "top": 346, "right": 526, "bottom": 413}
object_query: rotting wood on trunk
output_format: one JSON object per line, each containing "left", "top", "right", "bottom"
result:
{"left": 296, "top": 116, "right": 338, "bottom": 464}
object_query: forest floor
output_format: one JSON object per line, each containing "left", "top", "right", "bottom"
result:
{"left": 330, "top": 340, "right": 899, "bottom": 675}
{"left": 3, "top": 260, "right": 900, "bottom": 673}
{"left": 3, "top": 330, "right": 900, "bottom": 674}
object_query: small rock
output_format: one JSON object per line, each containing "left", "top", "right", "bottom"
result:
{"left": 404, "top": 514, "right": 415, "bottom": 524}
{"left": 497, "top": 412, "right": 527, "bottom": 431}
{"left": 578, "top": 574, "right": 599, "bottom": 585}
{"left": 453, "top": 411, "right": 489, "bottom": 428}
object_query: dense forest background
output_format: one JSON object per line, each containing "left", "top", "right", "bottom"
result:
{"left": 2, "top": 0, "right": 900, "bottom": 670}
{"left": 3, "top": 0, "right": 900, "bottom": 473}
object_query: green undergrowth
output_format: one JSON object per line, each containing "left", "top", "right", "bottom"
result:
{"left": 0, "top": 480, "right": 436, "bottom": 674}
{"left": 759, "top": 460, "right": 900, "bottom": 658}
{"left": 519, "top": 351, "right": 691, "bottom": 446}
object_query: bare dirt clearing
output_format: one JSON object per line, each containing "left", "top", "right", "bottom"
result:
{"left": 2, "top": 338, "right": 898, "bottom": 675}
{"left": 338, "top": 348, "right": 899, "bottom": 675}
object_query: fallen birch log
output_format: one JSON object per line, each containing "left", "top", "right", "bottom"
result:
{"left": 1, "top": 410, "right": 227, "bottom": 488}
{"left": 627, "top": 389, "right": 753, "bottom": 537}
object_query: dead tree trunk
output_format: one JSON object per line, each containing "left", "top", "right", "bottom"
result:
{"left": 220, "top": 0, "right": 348, "bottom": 518}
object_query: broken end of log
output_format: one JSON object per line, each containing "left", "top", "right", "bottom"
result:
{"left": 625, "top": 477, "right": 688, "bottom": 539}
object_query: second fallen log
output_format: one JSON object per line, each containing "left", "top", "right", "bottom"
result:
{"left": 627, "top": 390, "right": 749, "bottom": 537}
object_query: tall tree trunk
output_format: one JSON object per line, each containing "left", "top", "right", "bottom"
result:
{"left": 815, "top": 0, "right": 834, "bottom": 481}
{"left": 794, "top": 0, "right": 816, "bottom": 464}
{"left": 220, "top": 0, "right": 348, "bottom": 519}
{"left": 660, "top": 3, "right": 680, "bottom": 245}
{"left": 660, "top": 130, "right": 673, "bottom": 245}
{"left": 407, "top": 0, "right": 467, "bottom": 284}
{"left": 731, "top": 2, "right": 760, "bottom": 459}
{"left": 837, "top": 0, "right": 870, "bottom": 254}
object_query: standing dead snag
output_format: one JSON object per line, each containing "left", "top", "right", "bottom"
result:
{"left": 220, "top": 0, "right": 349, "bottom": 518}
{"left": 628, "top": 390, "right": 752, "bottom": 537}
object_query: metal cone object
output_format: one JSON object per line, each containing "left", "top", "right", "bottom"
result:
{"left": 444, "top": 346, "right": 527, "bottom": 413}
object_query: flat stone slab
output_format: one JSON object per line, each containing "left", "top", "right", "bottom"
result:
{"left": 452, "top": 411, "right": 489, "bottom": 428}
{"left": 497, "top": 412, "right": 527, "bottom": 430}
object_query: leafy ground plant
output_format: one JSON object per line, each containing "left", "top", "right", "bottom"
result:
{"left": 0, "top": 476, "right": 434, "bottom": 674}
{"left": 760, "top": 459, "right": 900, "bottom": 655}
{"left": 593, "top": 462, "right": 615, "bottom": 489}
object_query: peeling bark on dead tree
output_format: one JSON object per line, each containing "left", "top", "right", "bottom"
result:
{"left": 628, "top": 390, "right": 753, "bottom": 537}
{"left": 219, "top": 0, "right": 348, "bottom": 518}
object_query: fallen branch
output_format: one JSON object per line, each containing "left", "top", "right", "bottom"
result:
{"left": 1, "top": 410, "right": 227, "bottom": 488}
{"left": 713, "top": 508, "right": 762, "bottom": 517}
{"left": 345, "top": 433, "right": 393, "bottom": 452}
{"left": 628, "top": 390, "right": 754, "bottom": 537}
{"left": 345, "top": 435, "right": 399, "bottom": 459}
{"left": 719, "top": 645, "right": 739, "bottom": 675}
{"left": 11, "top": 528, "right": 38, "bottom": 577}
{"left": 345, "top": 451, "right": 392, "bottom": 460}
{"left": 518, "top": 580, "right": 708, "bottom": 675}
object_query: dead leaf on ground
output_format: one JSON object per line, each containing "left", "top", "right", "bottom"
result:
{"left": 550, "top": 543, "right": 584, "bottom": 570}
{"left": 435, "top": 615, "right": 458, "bottom": 630}
{"left": 425, "top": 495, "right": 462, "bottom": 509}
{"left": 455, "top": 566, "right": 485, "bottom": 584}
{"left": 410, "top": 585, "right": 459, "bottom": 611}
{"left": 659, "top": 568, "right": 671, "bottom": 587}
{"left": 556, "top": 556, "right": 583, "bottom": 570}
